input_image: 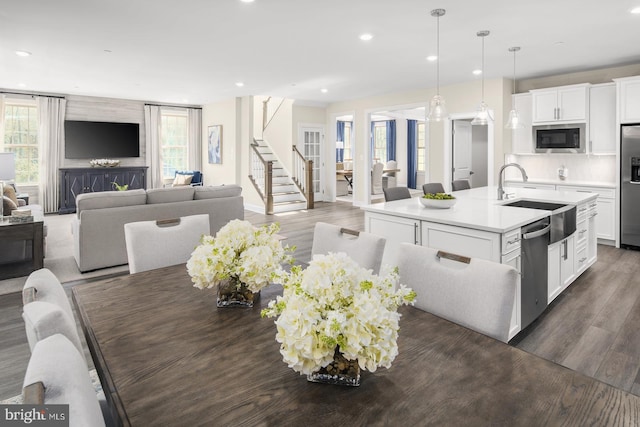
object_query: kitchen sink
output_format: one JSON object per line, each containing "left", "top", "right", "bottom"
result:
{"left": 502, "top": 199, "right": 577, "bottom": 243}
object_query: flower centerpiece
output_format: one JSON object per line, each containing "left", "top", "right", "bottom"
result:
{"left": 187, "top": 219, "right": 294, "bottom": 307}
{"left": 261, "top": 252, "right": 416, "bottom": 386}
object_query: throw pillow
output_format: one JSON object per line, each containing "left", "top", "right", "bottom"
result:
{"left": 2, "top": 195, "right": 17, "bottom": 216}
{"left": 172, "top": 174, "right": 193, "bottom": 186}
{"left": 2, "top": 184, "right": 19, "bottom": 206}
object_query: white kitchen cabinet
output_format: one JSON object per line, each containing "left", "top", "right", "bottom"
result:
{"left": 502, "top": 248, "right": 521, "bottom": 340}
{"left": 548, "top": 243, "right": 561, "bottom": 303}
{"left": 589, "top": 83, "right": 616, "bottom": 154}
{"left": 365, "top": 212, "right": 420, "bottom": 265}
{"left": 616, "top": 76, "right": 640, "bottom": 124}
{"left": 587, "top": 202, "right": 598, "bottom": 265}
{"left": 531, "top": 84, "right": 589, "bottom": 124}
{"left": 421, "top": 221, "right": 501, "bottom": 263}
{"left": 549, "top": 233, "right": 577, "bottom": 303}
{"left": 560, "top": 235, "right": 576, "bottom": 291}
{"left": 556, "top": 185, "right": 615, "bottom": 241}
{"left": 511, "top": 93, "right": 533, "bottom": 154}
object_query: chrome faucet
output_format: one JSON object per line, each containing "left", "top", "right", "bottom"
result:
{"left": 498, "top": 163, "right": 528, "bottom": 200}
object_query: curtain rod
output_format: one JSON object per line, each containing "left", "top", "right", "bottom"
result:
{"left": 145, "top": 103, "right": 202, "bottom": 110}
{"left": 0, "top": 90, "right": 66, "bottom": 99}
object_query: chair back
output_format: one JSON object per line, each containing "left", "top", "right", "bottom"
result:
{"left": 384, "top": 160, "right": 397, "bottom": 176}
{"left": 175, "top": 170, "right": 203, "bottom": 186}
{"left": 422, "top": 182, "right": 445, "bottom": 195}
{"left": 124, "top": 214, "right": 210, "bottom": 274}
{"left": 371, "top": 163, "right": 384, "bottom": 194}
{"left": 311, "top": 222, "right": 386, "bottom": 273}
{"left": 383, "top": 186, "right": 411, "bottom": 202}
{"left": 23, "top": 268, "right": 74, "bottom": 321}
{"left": 395, "top": 243, "right": 517, "bottom": 342}
{"left": 23, "top": 334, "right": 106, "bottom": 427}
{"left": 452, "top": 179, "right": 471, "bottom": 191}
{"left": 22, "top": 301, "right": 84, "bottom": 355}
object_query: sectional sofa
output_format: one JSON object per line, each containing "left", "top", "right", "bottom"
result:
{"left": 71, "top": 185, "right": 244, "bottom": 272}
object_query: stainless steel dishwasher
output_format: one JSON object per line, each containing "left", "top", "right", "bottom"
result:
{"left": 520, "top": 217, "right": 551, "bottom": 329}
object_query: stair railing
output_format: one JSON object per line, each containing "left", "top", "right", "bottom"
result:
{"left": 249, "top": 140, "right": 274, "bottom": 214}
{"left": 262, "top": 97, "right": 286, "bottom": 133}
{"left": 292, "top": 145, "right": 314, "bottom": 209}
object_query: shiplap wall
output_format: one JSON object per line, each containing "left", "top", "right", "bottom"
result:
{"left": 62, "top": 95, "right": 147, "bottom": 168}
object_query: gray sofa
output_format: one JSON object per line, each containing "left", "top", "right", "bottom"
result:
{"left": 71, "top": 185, "right": 244, "bottom": 272}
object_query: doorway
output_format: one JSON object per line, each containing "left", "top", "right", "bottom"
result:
{"left": 299, "top": 125, "right": 324, "bottom": 201}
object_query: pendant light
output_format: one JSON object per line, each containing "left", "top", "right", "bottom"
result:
{"left": 427, "top": 8, "right": 447, "bottom": 122}
{"left": 505, "top": 46, "right": 524, "bottom": 129}
{"left": 471, "top": 30, "right": 491, "bottom": 126}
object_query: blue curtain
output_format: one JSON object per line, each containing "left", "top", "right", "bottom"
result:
{"left": 386, "top": 120, "right": 396, "bottom": 161}
{"left": 336, "top": 121, "right": 345, "bottom": 162}
{"left": 407, "top": 120, "right": 417, "bottom": 189}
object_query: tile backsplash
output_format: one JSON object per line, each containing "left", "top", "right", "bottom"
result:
{"left": 504, "top": 154, "right": 616, "bottom": 184}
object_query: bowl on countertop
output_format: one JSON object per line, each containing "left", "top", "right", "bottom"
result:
{"left": 419, "top": 196, "right": 457, "bottom": 209}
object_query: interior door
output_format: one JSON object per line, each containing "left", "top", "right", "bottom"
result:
{"left": 301, "top": 126, "right": 324, "bottom": 200}
{"left": 452, "top": 120, "right": 473, "bottom": 185}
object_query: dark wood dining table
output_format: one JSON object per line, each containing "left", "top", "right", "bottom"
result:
{"left": 72, "top": 264, "right": 640, "bottom": 427}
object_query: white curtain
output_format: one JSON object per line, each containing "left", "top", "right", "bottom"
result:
{"left": 38, "top": 96, "right": 66, "bottom": 213}
{"left": 0, "top": 95, "right": 5, "bottom": 144}
{"left": 187, "top": 108, "right": 202, "bottom": 173}
{"left": 144, "top": 105, "right": 163, "bottom": 188}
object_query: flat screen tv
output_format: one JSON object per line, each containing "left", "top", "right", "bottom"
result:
{"left": 64, "top": 120, "right": 140, "bottom": 159}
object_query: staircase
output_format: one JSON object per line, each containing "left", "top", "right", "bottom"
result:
{"left": 251, "top": 139, "right": 308, "bottom": 214}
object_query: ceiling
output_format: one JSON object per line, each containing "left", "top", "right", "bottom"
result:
{"left": 1, "top": 0, "right": 639, "bottom": 106}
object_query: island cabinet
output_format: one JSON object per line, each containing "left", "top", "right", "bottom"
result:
{"left": 531, "top": 84, "right": 589, "bottom": 124}
{"left": 59, "top": 167, "right": 147, "bottom": 214}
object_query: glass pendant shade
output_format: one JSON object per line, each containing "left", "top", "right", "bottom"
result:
{"left": 471, "top": 101, "right": 490, "bottom": 126}
{"left": 428, "top": 94, "right": 447, "bottom": 122}
{"left": 505, "top": 108, "right": 523, "bottom": 129}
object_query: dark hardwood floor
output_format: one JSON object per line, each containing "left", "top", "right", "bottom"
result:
{"left": 1, "top": 201, "right": 639, "bottom": 400}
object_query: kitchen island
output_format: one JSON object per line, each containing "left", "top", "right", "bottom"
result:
{"left": 362, "top": 186, "right": 598, "bottom": 340}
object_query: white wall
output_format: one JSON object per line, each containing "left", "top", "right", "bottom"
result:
{"left": 201, "top": 98, "right": 238, "bottom": 186}
{"left": 471, "top": 125, "right": 488, "bottom": 187}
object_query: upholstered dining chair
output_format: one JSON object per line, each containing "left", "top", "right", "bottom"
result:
{"left": 22, "top": 268, "right": 74, "bottom": 319}
{"left": 382, "top": 160, "right": 398, "bottom": 188}
{"left": 311, "top": 222, "right": 386, "bottom": 273}
{"left": 451, "top": 179, "right": 471, "bottom": 191}
{"left": 371, "top": 163, "right": 384, "bottom": 195}
{"left": 124, "top": 214, "right": 210, "bottom": 274}
{"left": 422, "top": 182, "right": 446, "bottom": 195}
{"left": 23, "top": 334, "right": 107, "bottom": 427}
{"left": 22, "top": 301, "right": 85, "bottom": 355}
{"left": 383, "top": 186, "right": 411, "bottom": 202}
{"left": 395, "top": 243, "right": 517, "bottom": 343}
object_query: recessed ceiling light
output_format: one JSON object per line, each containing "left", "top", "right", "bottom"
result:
{"left": 15, "top": 50, "right": 31, "bottom": 57}
{"left": 472, "top": 69, "right": 482, "bottom": 76}
{"left": 321, "top": 88, "right": 328, "bottom": 93}
{"left": 17, "top": 83, "right": 27, "bottom": 88}
{"left": 359, "top": 33, "right": 373, "bottom": 41}
{"left": 426, "top": 55, "right": 437, "bottom": 62}
{"left": 235, "top": 82, "right": 244, "bottom": 87}
{"left": 631, "top": 6, "right": 640, "bottom": 13}
{"left": 240, "top": 0, "right": 255, "bottom": 2}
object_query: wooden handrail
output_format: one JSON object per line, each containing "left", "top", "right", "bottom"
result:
{"left": 292, "top": 145, "right": 314, "bottom": 209}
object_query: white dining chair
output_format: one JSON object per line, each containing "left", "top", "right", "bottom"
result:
{"left": 311, "top": 222, "right": 386, "bottom": 273}
{"left": 382, "top": 160, "right": 397, "bottom": 188}
{"left": 124, "top": 214, "right": 210, "bottom": 274}
{"left": 22, "top": 301, "right": 85, "bottom": 355}
{"left": 23, "top": 334, "right": 106, "bottom": 427}
{"left": 22, "top": 268, "right": 74, "bottom": 321}
{"left": 371, "top": 163, "right": 384, "bottom": 195}
{"left": 395, "top": 243, "right": 517, "bottom": 343}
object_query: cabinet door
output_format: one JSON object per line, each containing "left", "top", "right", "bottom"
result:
{"left": 589, "top": 84, "right": 616, "bottom": 154}
{"left": 502, "top": 249, "right": 521, "bottom": 340}
{"left": 365, "top": 212, "right": 420, "bottom": 265}
{"left": 596, "top": 198, "right": 615, "bottom": 240}
{"left": 511, "top": 93, "right": 533, "bottom": 153}
{"left": 558, "top": 87, "right": 587, "bottom": 121}
{"left": 548, "top": 243, "right": 561, "bottom": 303}
{"left": 560, "top": 235, "right": 575, "bottom": 291}
{"left": 619, "top": 78, "right": 640, "bottom": 124}
{"left": 421, "top": 222, "right": 501, "bottom": 262}
{"left": 108, "top": 170, "right": 127, "bottom": 191}
{"left": 532, "top": 90, "right": 558, "bottom": 122}
{"left": 588, "top": 208, "right": 597, "bottom": 265}
{"left": 87, "top": 171, "right": 107, "bottom": 193}
{"left": 126, "top": 170, "right": 146, "bottom": 190}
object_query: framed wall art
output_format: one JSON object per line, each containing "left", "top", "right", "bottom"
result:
{"left": 208, "top": 125, "right": 222, "bottom": 164}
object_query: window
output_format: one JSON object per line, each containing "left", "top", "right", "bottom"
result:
{"left": 417, "top": 122, "right": 426, "bottom": 172}
{"left": 2, "top": 99, "right": 39, "bottom": 185}
{"left": 372, "top": 122, "right": 387, "bottom": 164}
{"left": 160, "top": 110, "right": 188, "bottom": 179}
{"left": 343, "top": 122, "right": 352, "bottom": 161}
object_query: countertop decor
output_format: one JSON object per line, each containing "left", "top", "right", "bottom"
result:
{"left": 420, "top": 193, "right": 456, "bottom": 209}
{"left": 89, "top": 159, "right": 120, "bottom": 167}
{"left": 187, "top": 219, "right": 294, "bottom": 307}
{"left": 261, "top": 253, "right": 416, "bottom": 385}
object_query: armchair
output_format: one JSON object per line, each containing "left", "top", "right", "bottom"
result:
{"left": 173, "top": 170, "right": 203, "bottom": 187}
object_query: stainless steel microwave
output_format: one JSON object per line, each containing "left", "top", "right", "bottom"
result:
{"left": 534, "top": 124, "right": 586, "bottom": 153}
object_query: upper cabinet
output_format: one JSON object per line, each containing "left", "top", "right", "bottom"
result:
{"left": 616, "top": 76, "right": 640, "bottom": 124}
{"left": 531, "top": 84, "right": 590, "bottom": 124}
{"left": 511, "top": 93, "right": 533, "bottom": 154}
{"left": 589, "top": 83, "right": 616, "bottom": 154}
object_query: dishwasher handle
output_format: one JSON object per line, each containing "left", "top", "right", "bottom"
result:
{"left": 522, "top": 224, "right": 551, "bottom": 240}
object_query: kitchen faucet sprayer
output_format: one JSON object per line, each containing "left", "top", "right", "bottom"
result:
{"left": 498, "top": 163, "right": 528, "bottom": 200}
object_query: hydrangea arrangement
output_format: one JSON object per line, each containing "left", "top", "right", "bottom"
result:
{"left": 261, "top": 252, "right": 416, "bottom": 376}
{"left": 186, "top": 219, "right": 294, "bottom": 293}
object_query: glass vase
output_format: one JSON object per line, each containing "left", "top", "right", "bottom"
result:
{"left": 216, "top": 278, "right": 258, "bottom": 308}
{"left": 307, "top": 347, "right": 361, "bottom": 386}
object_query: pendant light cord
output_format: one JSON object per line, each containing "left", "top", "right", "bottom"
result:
{"left": 481, "top": 35, "right": 485, "bottom": 101}
{"left": 436, "top": 14, "right": 440, "bottom": 96}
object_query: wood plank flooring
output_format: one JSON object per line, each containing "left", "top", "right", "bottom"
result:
{"left": 1, "top": 201, "right": 639, "bottom": 401}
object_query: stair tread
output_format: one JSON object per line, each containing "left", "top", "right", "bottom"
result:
{"left": 274, "top": 200, "right": 307, "bottom": 206}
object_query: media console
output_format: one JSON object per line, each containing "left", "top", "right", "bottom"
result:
{"left": 59, "top": 166, "right": 148, "bottom": 214}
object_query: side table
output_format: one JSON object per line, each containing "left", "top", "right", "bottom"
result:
{"left": 0, "top": 216, "right": 44, "bottom": 280}
{"left": 17, "top": 193, "right": 29, "bottom": 205}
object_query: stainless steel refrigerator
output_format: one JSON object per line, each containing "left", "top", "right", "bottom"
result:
{"left": 620, "top": 124, "right": 640, "bottom": 248}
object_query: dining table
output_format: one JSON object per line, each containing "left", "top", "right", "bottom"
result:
{"left": 336, "top": 168, "right": 400, "bottom": 192}
{"left": 72, "top": 264, "right": 640, "bottom": 427}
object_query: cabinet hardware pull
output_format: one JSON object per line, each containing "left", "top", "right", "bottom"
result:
{"left": 589, "top": 213, "right": 598, "bottom": 218}
{"left": 507, "top": 238, "right": 521, "bottom": 245}
{"left": 413, "top": 223, "right": 418, "bottom": 245}
{"left": 579, "top": 257, "right": 587, "bottom": 263}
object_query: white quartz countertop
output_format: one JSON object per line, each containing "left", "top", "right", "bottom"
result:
{"left": 504, "top": 179, "right": 616, "bottom": 189}
{"left": 361, "top": 186, "right": 598, "bottom": 233}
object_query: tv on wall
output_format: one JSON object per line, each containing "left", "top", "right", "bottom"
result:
{"left": 64, "top": 120, "right": 140, "bottom": 159}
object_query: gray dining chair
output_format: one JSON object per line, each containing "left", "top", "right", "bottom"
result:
{"left": 383, "top": 186, "right": 411, "bottom": 202}
{"left": 124, "top": 214, "right": 210, "bottom": 274}
{"left": 311, "top": 222, "right": 386, "bottom": 273}
{"left": 452, "top": 179, "right": 471, "bottom": 191}
{"left": 395, "top": 243, "right": 517, "bottom": 343}
{"left": 23, "top": 334, "right": 107, "bottom": 427}
{"left": 422, "top": 182, "right": 445, "bottom": 195}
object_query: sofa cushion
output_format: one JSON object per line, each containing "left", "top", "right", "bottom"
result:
{"left": 172, "top": 174, "right": 193, "bottom": 186}
{"left": 3, "top": 184, "right": 19, "bottom": 205}
{"left": 194, "top": 185, "right": 242, "bottom": 200}
{"left": 76, "top": 189, "right": 146, "bottom": 216}
{"left": 146, "top": 186, "right": 195, "bottom": 204}
{"left": 2, "top": 195, "right": 18, "bottom": 215}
